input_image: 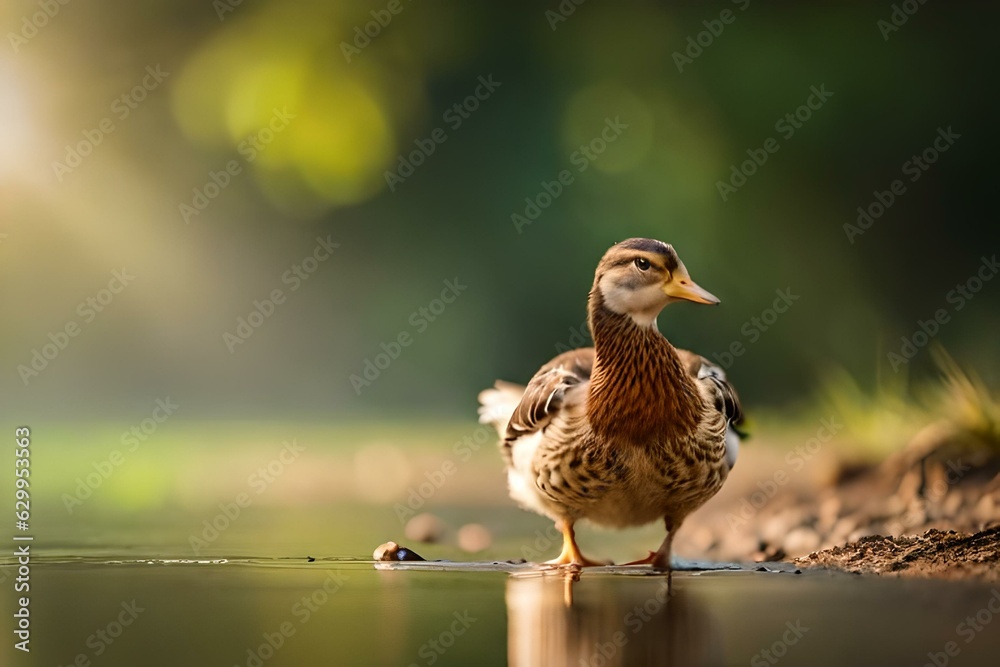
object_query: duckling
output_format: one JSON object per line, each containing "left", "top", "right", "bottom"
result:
{"left": 479, "top": 238, "right": 744, "bottom": 576}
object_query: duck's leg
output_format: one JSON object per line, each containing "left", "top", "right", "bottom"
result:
{"left": 652, "top": 519, "right": 677, "bottom": 593}
{"left": 544, "top": 520, "right": 604, "bottom": 566}
{"left": 651, "top": 527, "right": 675, "bottom": 591}
{"left": 624, "top": 519, "right": 677, "bottom": 589}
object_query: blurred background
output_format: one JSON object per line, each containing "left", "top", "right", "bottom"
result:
{"left": 3, "top": 2, "right": 1000, "bottom": 665}
{"left": 2, "top": 0, "right": 997, "bottom": 423}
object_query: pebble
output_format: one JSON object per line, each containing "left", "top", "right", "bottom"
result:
{"left": 759, "top": 514, "right": 791, "bottom": 546}
{"left": 373, "top": 541, "right": 426, "bottom": 562}
{"left": 782, "top": 527, "right": 820, "bottom": 556}
{"left": 404, "top": 513, "right": 446, "bottom": 543}
{"left": 817, "top": 496, "right": 842, "bottom": 532}
{"left": 829, "top": 516, "right": 858, "bottom": 542}
{"left": 457, "top": 523, "right": 492, "bottom": 553}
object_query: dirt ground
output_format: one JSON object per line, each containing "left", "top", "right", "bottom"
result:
{"left": 797, "top": 526, "right": 1000, "bottom": 580}
{"left": 678, "top": 423, "right": 1000, "bottom": 580}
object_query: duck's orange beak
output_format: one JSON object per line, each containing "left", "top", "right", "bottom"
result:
{"left": 662, "top": 265, "right": 720, "bottom": 305}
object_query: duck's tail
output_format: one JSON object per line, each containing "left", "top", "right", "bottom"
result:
{"left": 477, "top": 381, "right": 524, "bottom": 438}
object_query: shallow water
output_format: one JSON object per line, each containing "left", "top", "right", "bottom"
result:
{"left": 4, "top": 555, "right": 1000, "bottom": 666}
{"left": 7, "top": 425, "right": 1000, "bottom": 665}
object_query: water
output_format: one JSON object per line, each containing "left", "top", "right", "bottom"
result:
{"left": 7, "top": 425, "right": 999, "bottom": 665}
{"left": 4, "top": 555, "right": 999, "bottom": 666}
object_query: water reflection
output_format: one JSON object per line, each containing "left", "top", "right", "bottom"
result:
{"left": 506, "top": 571, "right": 722, "bottom": 667}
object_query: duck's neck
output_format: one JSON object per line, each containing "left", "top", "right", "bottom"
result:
{"left": 586, "top": 290, "right": 702, "bottom": 442}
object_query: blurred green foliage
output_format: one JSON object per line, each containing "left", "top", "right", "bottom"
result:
{"left": 1, "top": 0, "right": 997, "bottom": 423}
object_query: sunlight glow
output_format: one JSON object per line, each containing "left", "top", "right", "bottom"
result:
{"left": 0, "top": 66, "right": 39, "bottom": 180}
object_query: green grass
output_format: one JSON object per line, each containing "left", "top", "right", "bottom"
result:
{"left": 818, "top": 347, "right": 1000, "bottom": 462}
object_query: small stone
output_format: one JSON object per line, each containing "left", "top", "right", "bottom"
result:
{"left": 373, "top": 541, "right": 400, "bottom": 561}
{"left": 404, "top": 513, "right": 446, "bottom": 543}
{"left": 817, "top": 496, "right": 842, "bottom": 532}
{"left": 373, "top": 541, "right": 426, "bottom": 562}
{"left": 782, "top": 527, "right": 820, "bottom": 556}
{"left": 829, "top": 516, "right": 858, "bottom": 543}
{"left": 457, "top": 523, "right": 492, "bottom": 553}
{"left": 759, "top": 514, "right": 792, "bottom": 546}
{"left": 761, "top": 544, "right": 786, "bottom": 561}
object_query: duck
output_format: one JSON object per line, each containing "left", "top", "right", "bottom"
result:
{"left": 478, "top": 238, "right": 744, "bottom": 576}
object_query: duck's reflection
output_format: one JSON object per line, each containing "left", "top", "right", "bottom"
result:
{"left": 506, "top": 571, "right": 721, "bottom": 667}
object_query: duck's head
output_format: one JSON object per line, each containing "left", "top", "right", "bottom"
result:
{"left": 592, "top": 237, "right": 719, "bottom": 328}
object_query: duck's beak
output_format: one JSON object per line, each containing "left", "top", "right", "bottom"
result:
{"left": 662, "top": 265, "right": 720, "bottom": 305}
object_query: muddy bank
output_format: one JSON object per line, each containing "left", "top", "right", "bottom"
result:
{"left": 678, "top": 423, "right": 1000, "bottom": 580}
{"left": 797, "top": 527, "right": 1000, "bottom": 580}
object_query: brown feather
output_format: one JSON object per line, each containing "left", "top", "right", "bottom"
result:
{"left": 586, "top": 289, "right": 702, "bottom": 444}
{"left": 480, "top": 238, "right": 745, "bottom": 553}
{"left": 503, "top": 349, "right": 593, "bottom": 447}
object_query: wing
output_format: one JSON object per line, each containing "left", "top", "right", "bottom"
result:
{"left": 676, "top": 348, "right": 747, "bottom": 468}
{"left": 675, "top": 349, "right": 744, "bottom": 428}
{"left": 500, "top": 348, "right": 594, "bottom": 464}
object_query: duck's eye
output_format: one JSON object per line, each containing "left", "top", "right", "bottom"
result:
{"left": 634, "top": 257, "right": 651, "bottom": 271}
